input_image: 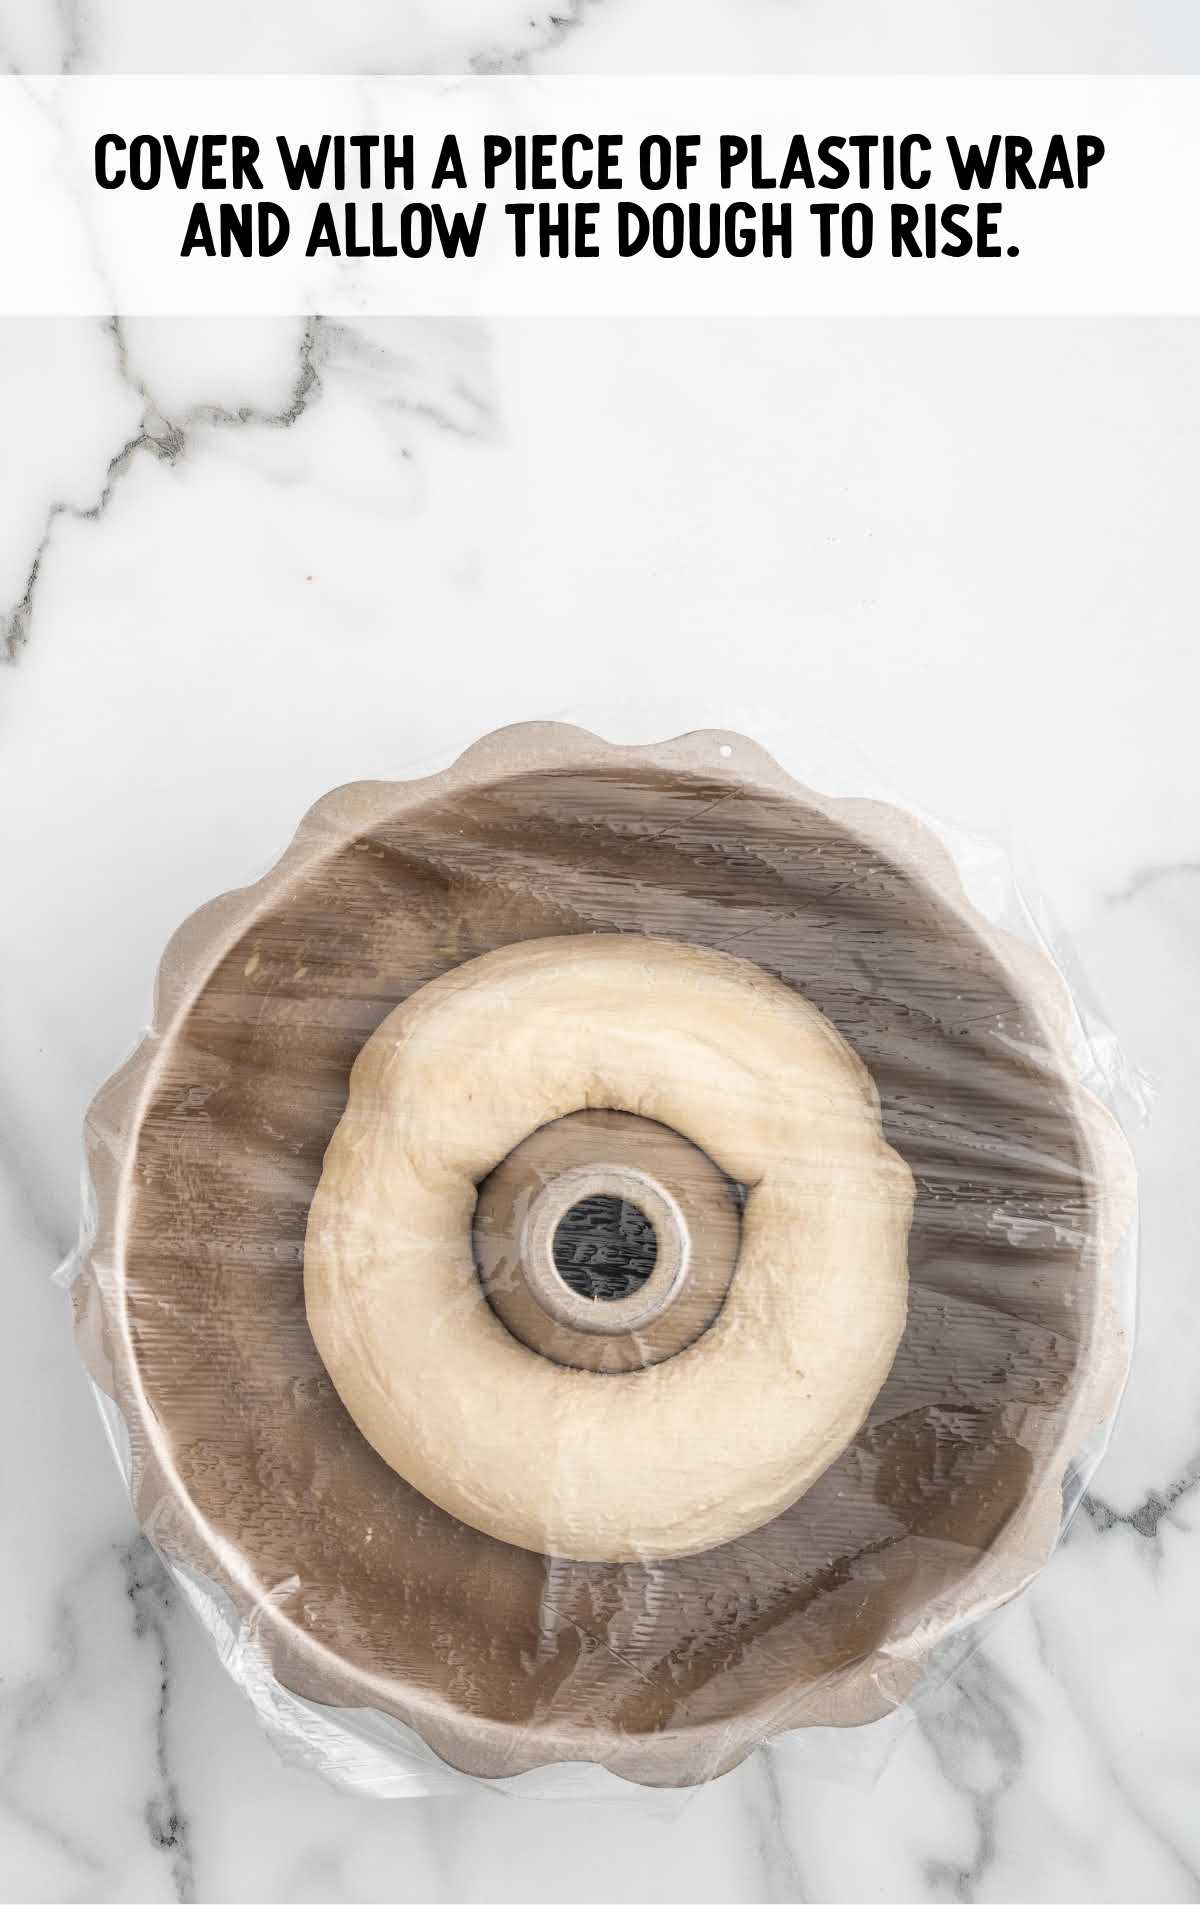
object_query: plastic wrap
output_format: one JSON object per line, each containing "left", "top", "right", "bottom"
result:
{"left": 62, "top": 721, "right": 1139, "bottom": 1799}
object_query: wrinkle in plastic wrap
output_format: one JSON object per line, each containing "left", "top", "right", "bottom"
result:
{"left": 62, "top": 721, "right": 1139, "bottom": 1799}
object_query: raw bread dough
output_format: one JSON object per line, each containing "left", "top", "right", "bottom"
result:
{"left": 304, "top": 935, "right": 914, "bottom": 1562}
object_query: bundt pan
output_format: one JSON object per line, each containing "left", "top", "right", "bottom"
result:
{"left": 74, "top": 724, "right": 1134, "bottom": 1788}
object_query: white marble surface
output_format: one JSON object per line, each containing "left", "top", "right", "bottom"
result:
{"left": 1, "top": 6, "right": 1199, "bottom": 1902}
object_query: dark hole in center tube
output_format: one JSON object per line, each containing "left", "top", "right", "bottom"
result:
{"left": 552, "top": 1195, "right": 658, "bottom": 1301}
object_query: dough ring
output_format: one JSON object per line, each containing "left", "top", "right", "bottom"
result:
{"left": 304, "top": 933, "right": 915, "bottom": 1562}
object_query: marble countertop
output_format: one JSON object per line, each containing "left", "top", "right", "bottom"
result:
{"left": 1, "top": 6, "right": 1198, "bottom": 1902}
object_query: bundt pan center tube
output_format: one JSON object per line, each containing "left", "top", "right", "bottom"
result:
{"left": 473, "top": 1106, "right": 744, "bottom": 1373}
{"left": 74, "top": 723, "right": 1134, "bottom": 1788}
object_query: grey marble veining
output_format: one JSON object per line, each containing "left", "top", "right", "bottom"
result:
{"left": 5, "top": 1, "right": 1200, "bottom": 76}
{"left": 119, "top": 1540, "right": 194, "bottom": 1904}
{"left": 1, "top": 315, "right": 322, "bottom": 658}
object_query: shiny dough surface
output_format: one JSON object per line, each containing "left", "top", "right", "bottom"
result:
{"left": 304, "top": 935, "right": 914, "bottom": 1562}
